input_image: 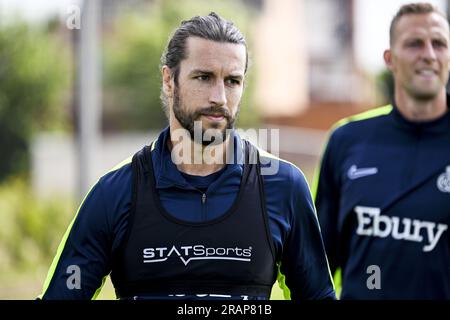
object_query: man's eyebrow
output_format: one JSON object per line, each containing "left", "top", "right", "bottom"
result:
{"left": 432, "top": 35, "right": 449, "bottom": 41}
{"left": 189, "top": 69, "right": 244, "bottom": 79}
{"left": 227, "top": 74, "right": 244, "bottom": 80}
{"left": 189, "top": 69, "right": 213, "bottom": 75}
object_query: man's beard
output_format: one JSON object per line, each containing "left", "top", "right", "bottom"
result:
{"left": 172, "top": 85, "right": 238, "bottom": 146}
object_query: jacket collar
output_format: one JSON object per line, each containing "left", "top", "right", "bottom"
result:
{"left": 390, "top": 93, "right": 450, "bottom": 134}
{"left": 151, "top": 127, "right": 245, "bottom": 190}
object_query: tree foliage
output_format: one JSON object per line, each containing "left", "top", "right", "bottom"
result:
{"left": 0, "top": 178, "right": 73, "bottom": 276}
{"left": 376, "top": 68, "right": 394, "bottom": 105}
{"left": 0, "top": 22, "right": 69, "bottom": 182}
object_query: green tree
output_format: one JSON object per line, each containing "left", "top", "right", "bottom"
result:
{"left": 103, "top": 0, "right": 260, "bottom": 132}
{"left": 0, "top": 22, "right": 69, "bottom": 182}
{"left": 0, "top": 178, "right": 74, "bottom": 297}
{"left": 376, "top": 68, "right": 394, "bottom": 104}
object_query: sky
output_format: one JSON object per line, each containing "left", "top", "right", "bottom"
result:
{"left": 0, "top": 0, "right": 448, "bottom": 74}
{"left": 0, "top": 0, "right": 80, "bottom": 23}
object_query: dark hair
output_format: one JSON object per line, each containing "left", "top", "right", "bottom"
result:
{"left": 161, "top": 12, "right": 248, "bottom": 81}
{"left": 389, "top": 3, "right": 448, "bottom": 45}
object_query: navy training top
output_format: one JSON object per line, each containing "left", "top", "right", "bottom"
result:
{"left": 314, "top": 101, "right": 450, "bottom": 299}
{"left": 41, "top": 128, "right": 335, "bottom": 300}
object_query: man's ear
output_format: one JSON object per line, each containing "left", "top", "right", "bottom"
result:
{"left": 162, "top": 65, "right": 174, "bottom": 98}
{"left": 383, "top": 49, "right": 394, "bottom": 71}
{"left": 447, "top": 50, "right": 450, "bottom": 68}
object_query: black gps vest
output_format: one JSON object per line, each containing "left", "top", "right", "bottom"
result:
{"left": 110, "top": 141, "right": 277, "bottom": 298}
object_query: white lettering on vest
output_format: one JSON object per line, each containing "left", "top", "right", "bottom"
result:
{"left": 355, "top": 206, "right": 448, "bottom": 252}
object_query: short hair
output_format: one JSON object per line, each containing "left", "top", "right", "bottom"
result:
{"left": 161, "top": 12, "right": 248, "bottom": 82}
{"left": 389, "top": 2, "right": 448, "bottom": 45}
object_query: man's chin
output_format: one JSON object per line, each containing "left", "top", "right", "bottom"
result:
{"left": 200, "top": 127, "right": 230, "bottom": 146}
{"left": 412, "top": 90, "right": 440, "bottom": 101}
{"left": 408, "top": 84, "right": 441, "bottom": 101}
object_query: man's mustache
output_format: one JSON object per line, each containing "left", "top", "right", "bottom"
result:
{"left": 195, "top": 106, "right": 231, "bottom": 119}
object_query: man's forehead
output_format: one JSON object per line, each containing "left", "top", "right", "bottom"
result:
{"left": 396, "top": 13, "right": 449, "bottom": 38}
{"left": 185, "top": 36, "right": 246, "bottom": 53}
{"left": 182, "top": 37, "right": 246, "bottom": 73}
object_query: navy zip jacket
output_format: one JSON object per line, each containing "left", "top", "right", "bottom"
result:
{"left": 40, "top": 128, "right": 335, "bottom": 300}
{"left": 313, "top": 102, "right": 450, "bottom": 299}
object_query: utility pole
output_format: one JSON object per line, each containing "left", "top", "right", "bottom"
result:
{"left": 77, "top": 0, "right": 102, "bottom": 198}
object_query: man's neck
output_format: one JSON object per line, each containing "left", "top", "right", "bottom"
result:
{"left": 177, "top": 161, "right": 226, "bottom": 176}
{"left": 168, "top": 129, "right": 229, "bottom": 177}
{"left": 395, "top": 89, "right": 448, "bottom": 122}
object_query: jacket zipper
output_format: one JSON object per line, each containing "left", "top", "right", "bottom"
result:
{"left": 201, "top": 193, "right": 207, "bottom": 220}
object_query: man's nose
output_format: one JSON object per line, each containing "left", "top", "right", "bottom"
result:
{"left": 209, "top": 81, "right": 227, "bottom": 106}
{"left": 422, "top": 41, "right": 437, "bottom": 61}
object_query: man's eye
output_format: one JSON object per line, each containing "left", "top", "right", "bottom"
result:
{"left": 433, "top": 40, "right": 447, "bottom": 48}
{"left": 196, "top": 75, "right": 209, "bottom": 81}
{"left": 406, "top": 41, "right": 422, "bottom": 47}
{"left": 226, "top": 78, "right": 240, "bottom": 86}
